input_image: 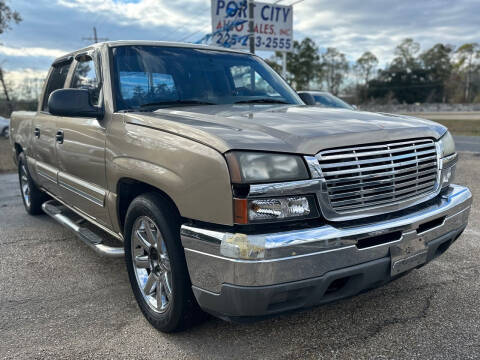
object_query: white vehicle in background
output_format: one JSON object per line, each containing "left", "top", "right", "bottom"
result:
{"left": 0, "top": 116, "right": 9, "bottom": 138}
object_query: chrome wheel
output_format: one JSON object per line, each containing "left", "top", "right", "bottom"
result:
{"left": 20, "top": 164, "right": 31, "bottom": 208}
{"left": 131, "top": 216, "right": 172, "bottom": 313}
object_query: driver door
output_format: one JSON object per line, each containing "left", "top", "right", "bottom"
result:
{"left": 54, "top": 51, "right": 111, "bottom": 228}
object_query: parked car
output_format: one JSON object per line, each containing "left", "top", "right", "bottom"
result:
{"left": 9, "top": 41, "right": 472, "bottom": 332}
{"left": 298, "top": 91, "right": 355, "bottom": 110}
{"left": 0, "top": 116, "right": 9, "bottom": 138}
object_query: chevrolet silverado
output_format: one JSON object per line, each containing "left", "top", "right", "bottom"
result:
{"left": 9, "top": 41, "right": 472, "bottom": 332}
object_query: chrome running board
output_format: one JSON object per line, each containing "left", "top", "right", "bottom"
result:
{"left": 42, "top": 200, "right": 124, "bottom": 258}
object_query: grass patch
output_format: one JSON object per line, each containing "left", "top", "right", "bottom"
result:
{"left": 433, "top": 120, "right": 480, "bottom": 136}
{"left": 0, "top": 138, "right": 16, "bottom": 173}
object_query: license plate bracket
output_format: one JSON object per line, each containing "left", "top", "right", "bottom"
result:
{"left": 390, "top": 236, "right": 428, "bottom": 276}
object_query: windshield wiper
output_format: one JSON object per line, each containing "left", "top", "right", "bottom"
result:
{"left": 234, "top": 98, "right": 289, "bottom": 104}
{"left": 139, "top": 100, "right": 217, "bottom": 109}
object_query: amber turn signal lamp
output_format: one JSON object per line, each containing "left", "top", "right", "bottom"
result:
{"left": 234, "top": 198, "right": 248, "bottom": 224}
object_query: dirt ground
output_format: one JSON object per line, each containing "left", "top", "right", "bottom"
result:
{"left": 434, "top": 119, "right": 480, "bottom": 136}
{"left": 0, "top": 138, "right": 15, "bottom": 173}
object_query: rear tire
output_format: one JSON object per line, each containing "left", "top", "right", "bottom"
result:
{"left": 124, "top": 192, "right": 205, "bottom": 332}
{"left": 18, "top": 152, "right": 48, "bottom": 215}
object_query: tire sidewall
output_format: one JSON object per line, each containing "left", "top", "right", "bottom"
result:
{"left": 18, "top": 153, "right": 33, "bottom": 213}
{"left": 124, "top": 194, "right": 189, "bottom": 332}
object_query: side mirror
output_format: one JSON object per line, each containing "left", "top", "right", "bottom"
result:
{"left": 48, "top": 88, "right": 103, "bottom": 118}
{"left": 298, "top": 92, "right": 316, "bottom": 105}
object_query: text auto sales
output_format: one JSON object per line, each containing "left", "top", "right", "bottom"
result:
{"left": 214, "top": 0, "right": 291, "bottom": 34}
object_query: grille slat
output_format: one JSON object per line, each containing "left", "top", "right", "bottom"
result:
{"left": 328, "top": 174, "right": 438, "bottom": 200}
{"left": 327, "top": 171, "right": 436, "bottom": 192}
{"left": 333, "top": 186, "right": 434, "bottom": 211}
{"left": 322, "top": 155, "right": 437, "bottom": 177}
{"left": 317, "top": 139, "right": 439, "bottom": 214}
{"left": 318, "top": 142, "right": 435, "bottom": 160}
{"left": 330, "top": 180, "right": 436, "bottom": 207}
{"left": 324, "top": 163, "right": 437, "bottom": 185}
{"left": 320, "top": 148, "right": 437, "bottom": 169}
{"left": 319, "top": 139, "right": 434, "bottom": 157}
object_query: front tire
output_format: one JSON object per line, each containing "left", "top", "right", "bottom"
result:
{"left": 124, "top": 193, "right": 203, "bottom": 332}
{"left": 18, "top": 152, "right": 48, "bottom": 215}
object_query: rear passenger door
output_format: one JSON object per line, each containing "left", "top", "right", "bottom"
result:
{"left": 31, "top": 58, "right": 72, "bottom": 194}
{"left": 54, "top": 51, "right": 111, "bottom": 227}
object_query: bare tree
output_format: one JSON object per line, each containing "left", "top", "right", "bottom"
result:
{"left": 391, "top": 38, "right": 420, "bottom": 72}
{"left": 0, "top": 67, "right": 12, "bottom": 112}
{"left": 355, "top": 51, "right": 378, "bottom": 85}
{"left": 322, "top": 48, "right": 348, "bottom": 95}
{"left": 0, "top": 0, "right": 22, "bottom": 114}
{"left": 454, "top": 43, "right": 479, "bottom": 102}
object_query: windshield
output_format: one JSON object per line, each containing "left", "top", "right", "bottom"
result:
{"left": 111, "top": 45, "right": 302, "bottom": 111}
{"left": 313, "top": 93, "right": 353, "bottom": 110}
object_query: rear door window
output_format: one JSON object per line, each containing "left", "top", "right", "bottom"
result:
{"left": 42, "top": 61, "right": 71, "bottom": 111}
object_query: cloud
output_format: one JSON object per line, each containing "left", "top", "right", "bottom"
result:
{"left": 3, "top": 68, "right": 47, "bottom": 100}
{"left": 292, "top": 0, "right": 480, "bottom": 63}
{"left": 4, "top": 68, "right": 47, "bottom": 82}
{"left": 2, "top": 0, "right": 480, "bottom": 95}
{"left": 56, "top": 0, "right": 210, "bottom": 31}
{"left": 0, "top": 45, "right": 67, "bottom": 58}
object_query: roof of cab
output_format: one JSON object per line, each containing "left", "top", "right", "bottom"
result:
{"left": 52, "top": 40, "right": 251, "bottom": 65}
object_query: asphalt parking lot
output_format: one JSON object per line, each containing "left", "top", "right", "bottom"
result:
{"left": 454, "top": 136, "right": 480, "bottom": 153}
{"left": 0, "top": 152, "right": 479, "bottom": 360}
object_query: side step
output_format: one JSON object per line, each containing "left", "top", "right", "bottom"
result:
{"left": 42, "top": 200, "right": 124, "bottom": 258}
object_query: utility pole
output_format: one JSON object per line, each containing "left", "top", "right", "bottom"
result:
{"left": 82, "top": 27, "right": 108, "bottom": 44}
{"left": 248, "top": 0, "right": 255, "bottom": 54}
{"left": 282, "top": 52, "right": 287, "bottom": 78}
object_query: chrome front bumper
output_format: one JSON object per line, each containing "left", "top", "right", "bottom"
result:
{"left": 182, "top": 185, "right": 471, "bottom": 294}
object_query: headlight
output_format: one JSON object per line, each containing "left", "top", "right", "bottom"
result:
{"left": 225, "top": 151, "right": 309, "bottom": 183}
{"left": 437, "top": 131, "right": 457, "bottom": 189}
{"left": 234, "top": 195, "right": 315, "bottom": 224}
{"left": 438, "top": 131, "right": 455, "bottom": 157}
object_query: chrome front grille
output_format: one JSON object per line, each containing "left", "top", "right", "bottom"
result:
{"left": 316, "top": 139, "right": 439, "bottom": 214}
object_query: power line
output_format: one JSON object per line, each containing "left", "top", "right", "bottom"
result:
{"left": 178, "top": 25, "right": 211, "bottom": 42}
{"left": 288, "top": 0, "right": 305, "bottom": 5}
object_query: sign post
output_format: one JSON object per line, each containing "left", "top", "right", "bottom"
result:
{"left": 210, "top": 0, "right": 293, "bottom": 53}
{"left": 248, "top": 0, "right": 255, "bottom": 54}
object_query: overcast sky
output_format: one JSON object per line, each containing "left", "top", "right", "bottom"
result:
{"left": 1, "top": 0, "right": 479, "bottom": 87}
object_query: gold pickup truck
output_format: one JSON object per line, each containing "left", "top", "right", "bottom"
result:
{"left": 9, "top": 41, "right": 472, "bottom": 332}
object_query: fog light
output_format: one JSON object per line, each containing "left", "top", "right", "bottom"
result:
{"left": 220, "top": 233, "right": 265, "bottom": 259}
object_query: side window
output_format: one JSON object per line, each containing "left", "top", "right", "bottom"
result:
{"left": 71, "top": 57, "right": 101, "bottom": 106}
{"left": 42, "top": 62, "right": 71, "bottom": 111}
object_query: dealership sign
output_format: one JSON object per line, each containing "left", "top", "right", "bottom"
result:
{"left": 211, "top": 0, "right": 293, "bottom": 52}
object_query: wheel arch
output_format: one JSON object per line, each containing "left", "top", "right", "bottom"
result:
{"left": 116, "top": 177, "right": 180, "bottom": 233}
{"left": 13, "top": 143, "right": 24, "bottom": 165}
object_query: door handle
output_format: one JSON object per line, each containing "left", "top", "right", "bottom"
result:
{"left": 34, "top": 127, "right": 40, "bottom": 138}
{"left": 55, "top": 130, "right": 64, "bottom": 144}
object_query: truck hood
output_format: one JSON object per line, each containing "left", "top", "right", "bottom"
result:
{"left": 125, "top": 104, "right": 447, "bottom": 155}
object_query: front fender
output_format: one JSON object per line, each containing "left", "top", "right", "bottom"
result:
{"left": 106, "top": 121, "right": 234, "bottom": 229}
